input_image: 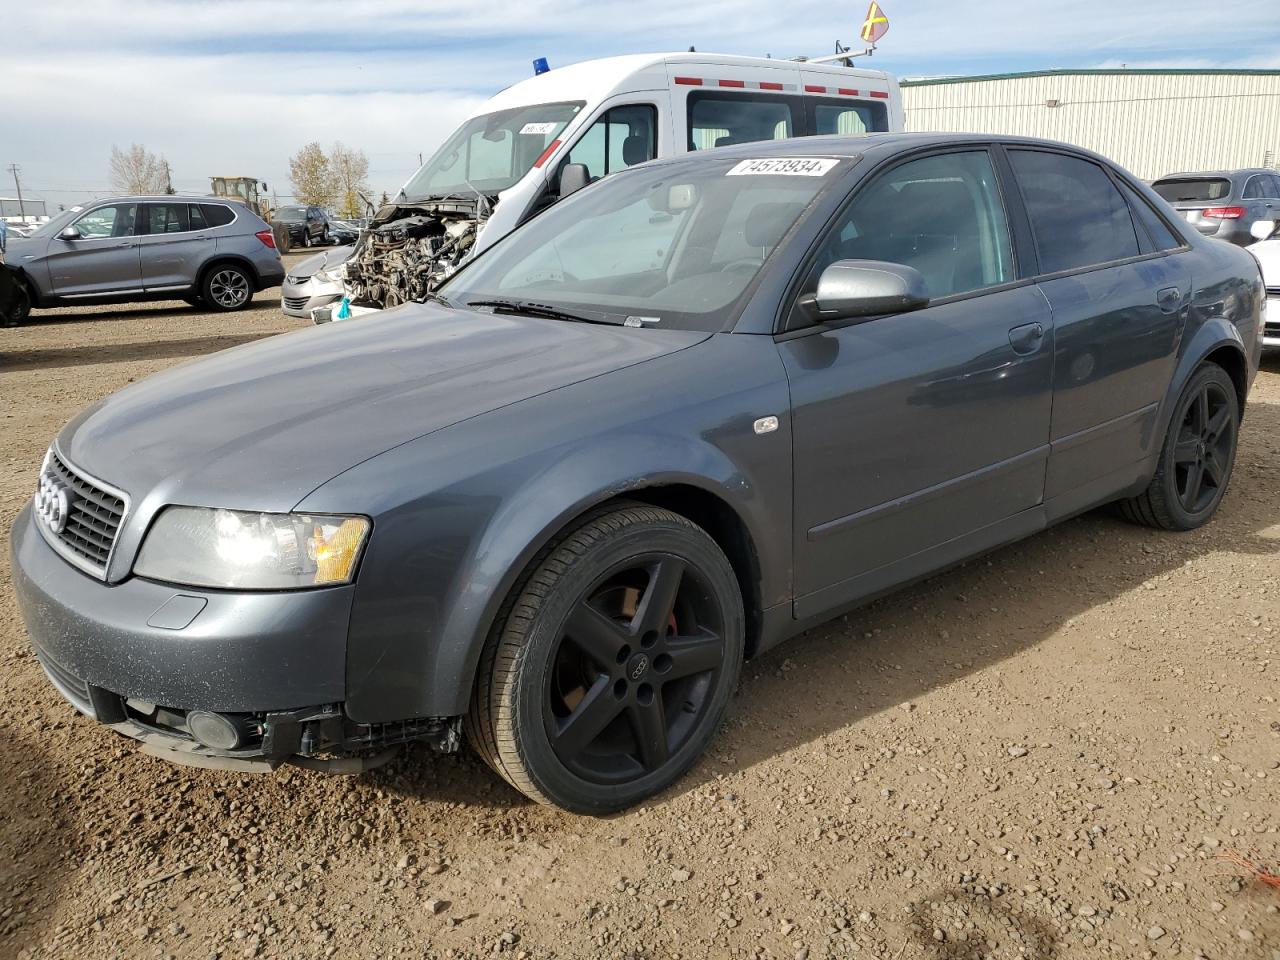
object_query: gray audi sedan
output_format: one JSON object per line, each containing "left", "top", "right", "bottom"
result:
{"left": 11, "top": 134, "right": 1264, "bottom": 813}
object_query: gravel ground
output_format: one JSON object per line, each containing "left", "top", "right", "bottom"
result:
{"left": 1, "top": 267, "right": 1278, "bottom": 960}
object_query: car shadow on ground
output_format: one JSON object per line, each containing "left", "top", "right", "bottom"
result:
{"left": 379, "top": 398, "right": 1280, "bottom": 815}
{"left": 15, "top": 304, "right": 208, "bottom": 326}
{"left": 0, "top": 722, "right": 76, "bottom": 957}
{"left": 0, "top": 333, "right": 275, "bottom": 371}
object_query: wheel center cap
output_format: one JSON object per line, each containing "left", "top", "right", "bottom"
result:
{"left": 626, "top": 653, "right": 650, "bottom": 681}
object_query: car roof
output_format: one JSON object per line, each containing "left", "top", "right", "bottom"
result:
{"left": 80, "top": 195, "right": 243, "bottom": 204}
{"left": 676, "top": 131, "right": 1119, "bottom": 163}
{"left": 1155, "top": 169, "right": 1274, "bottom": 180}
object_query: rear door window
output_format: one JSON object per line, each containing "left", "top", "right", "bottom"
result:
{"left": 1151, "top": 178, "right": 1232, "bottom": 203}
{"left": 1243, "top": 176, "right": 1266, "bottom": 200}
{"left": 144, "top": 203, "right": 189, "bottom": 234}
{"left": 1009, "top": 150, "right": 1141, "bottom": 274}
{"left": 687, "top": 92, "right": 800, "bottom": 151}
{"left": 188, "top": 204, "right": 208, "bottom": 230}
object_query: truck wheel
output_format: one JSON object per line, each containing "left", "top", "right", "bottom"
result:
{"left": 466, "top": 503, "right": 744, "bottom": 814}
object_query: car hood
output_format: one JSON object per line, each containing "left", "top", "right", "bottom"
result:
{"left": 59, "top": 304, "right": 710, "bottom": 512}
{"left": 288, "top": 245, "right": 352, "bottom": 279}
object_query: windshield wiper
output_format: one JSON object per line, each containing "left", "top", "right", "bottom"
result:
{"left": 464, "top": 298, "right": 618, "bottom": 325}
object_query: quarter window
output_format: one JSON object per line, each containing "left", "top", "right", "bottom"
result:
{"left": 799, "top": 150, "right": 1014, "bottom": 309}
{"left": 1243, "top": 176, "right": 1266, "bottom": 200}
{"left": 687, "top": 92, "right": 798, "bottom": 151}
{"left": 74, "top": 204, "right": 137, "bottom": 238}
{"left": 200, "top": 204, "right": 235, "bottom": 227}
{"left": 1009, "top": 150, "right": 1140, "bottom": 274}
{"left": 1116, "top": 180, "right": 1183, "bottom": 252}
{"left": 565, "top": 104, "right": 658, "bottom": 181}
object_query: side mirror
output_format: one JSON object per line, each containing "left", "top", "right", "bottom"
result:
{"left": 58, "top": 226, "right": 82, "bottom": 241}
{"left": 800, "top": 259, "right": 930, "bottom": 322}
{"left": 558, "top": 163, "right": 590, "bottom": 198}
{"left": 1250, "top": 219, "right": 1277, "bottom": 241}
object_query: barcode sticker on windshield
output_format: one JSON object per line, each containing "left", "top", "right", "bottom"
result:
{"left": 726, "top": 158, "right": 839, "bottom": 177}
{"left": 519, "top": 122, "right": 558, "bottom": 135}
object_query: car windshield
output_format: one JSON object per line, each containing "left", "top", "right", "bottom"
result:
{"left": 26, "top": 207, "right": 81, "bottom": 238}
{"left": 276, "top": 206, "right": 307, "bottom": 221}
{"left": 1151, "top": 178, "right": 1232, "bottom": 203}
{"left": 441, "top": 155, "right": 846, "bottom": 331}
{"left": 401, "top": 101, "right": 585, "bottom": 200}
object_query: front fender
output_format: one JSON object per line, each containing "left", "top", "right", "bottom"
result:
{"left": 299, "top": 332, "right": 792, "bottom": 722}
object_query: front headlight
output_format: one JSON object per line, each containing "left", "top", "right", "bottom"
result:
{"left": 134, "top": 507, "right": 370, "bottom": 590}
{"left": 316, "top": 265, "right": 345, "bottom": 283}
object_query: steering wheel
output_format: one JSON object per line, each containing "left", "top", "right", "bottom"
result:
{"left": 719, "top": 258, "right": 764, "bottom": 273}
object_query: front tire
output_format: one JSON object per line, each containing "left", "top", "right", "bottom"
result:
{"left": 1119, "top": 363, "right": 1239, "bottom": 530}
{"left": 466, "top": 503, "right": 744, "bottom": 813}
{"left": 1, "top": 278, "right": 31, "bottom": 327}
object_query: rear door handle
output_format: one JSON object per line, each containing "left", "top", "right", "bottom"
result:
{"left": 1008, "top": 321, "right": 1044, "bottom": 355}
{"left": 1157, "top": 286, "right": 1184, "bottom": 314}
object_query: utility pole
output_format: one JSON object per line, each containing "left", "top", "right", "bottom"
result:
{"left": 418, "top": 152, "right": 423, "bottom": 166}
{"left": 8, "top": 164, "right": 25, "bottom": 221}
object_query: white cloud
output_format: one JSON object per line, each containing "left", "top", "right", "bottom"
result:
{"left": 2, "top": 0, "right": 1276, "bottom": 210}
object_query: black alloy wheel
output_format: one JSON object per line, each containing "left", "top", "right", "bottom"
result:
{"left": 1119, "top": 363, "right": 1239, "bottom": 530}
{"left": 1171, "top": 376, "right": 1235, "bottom": 514}
{"left": 466, "top": 503, "right": 744, "bottom": 813}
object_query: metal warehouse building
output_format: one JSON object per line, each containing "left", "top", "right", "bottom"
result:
{"left": 900, "top": 69, "right": 1280, "bottom": 181}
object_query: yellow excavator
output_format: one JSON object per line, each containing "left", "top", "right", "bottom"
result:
{"left": 209, "top": 176, "right": 292, "bottom": 252}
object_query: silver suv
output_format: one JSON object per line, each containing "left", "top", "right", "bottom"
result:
{"left": 2, "top": 196, "right": 285, "bottom": 324}
{"left": 1151, "top": 169, "right": 1280, "bottom": 247}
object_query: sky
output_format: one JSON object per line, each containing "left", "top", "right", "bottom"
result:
{"left": 2, "top": 0, "right": 1278, "bottom": 213}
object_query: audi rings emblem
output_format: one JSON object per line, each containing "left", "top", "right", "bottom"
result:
{"left": 34, "top": 472, "right": 71, "bottom": 535}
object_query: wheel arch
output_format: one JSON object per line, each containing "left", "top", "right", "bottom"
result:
{"left": 197, "top": 254, "right": 261, "bottom": 292}
{"left": 1159, "top": 319, "right": 1249, "bottom": 441}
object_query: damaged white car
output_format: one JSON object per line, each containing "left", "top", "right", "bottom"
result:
{"left": 299, "top": 51, "right": 904, "bottom": 321}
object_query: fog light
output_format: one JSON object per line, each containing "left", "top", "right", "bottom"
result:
{"left": 187, "top": 710, "right": 252, "bottom": 751}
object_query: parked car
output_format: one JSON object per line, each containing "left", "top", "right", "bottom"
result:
{"left": 327, "top": 219, "right": 361, "bottom": 245}
{"left": 281, "top": 246, "right": 349, "bottom": 319}
{"left": 273, "top": 205, "right": 331, "bottom": 248}
{"left": 1151, "top": 168, "right": 1280, "bottom": 247}
{"left": 1246, "top": 219, "right": 1280, "bottom": 349}
{"left": 11, "top": 134, "right": 1263, "bottom": 813}
{"left": 0, "top": 197, "right": 284, "bottom": 324}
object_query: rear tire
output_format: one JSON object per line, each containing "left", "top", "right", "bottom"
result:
{"left": 465, "top": 503, "right": 744, "bottom": 814}
{"left": 1, "top": 278, "right": 31, "bottom": 327}
{"left": 201, "top": 264, "right": 254, "bottom": 312}
{"left": 1118, "top": 363, "right": 1239, "bottom": 530}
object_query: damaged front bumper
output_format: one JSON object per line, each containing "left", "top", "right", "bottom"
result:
{"left": 11, "top": 504, "right": 460, "bottom": 773}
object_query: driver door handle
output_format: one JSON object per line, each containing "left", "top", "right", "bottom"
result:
{"left": 1008, "top": 321, "right": 1044, "bottom": 355}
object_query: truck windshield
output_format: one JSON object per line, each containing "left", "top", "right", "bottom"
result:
{"left": 402, "top": 101, "right": 585, "bottom": 200}
{"left": 442, "top": 155, "right": 845, "bottom": 332}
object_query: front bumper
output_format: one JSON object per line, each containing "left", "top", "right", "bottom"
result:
{"left": 1264, "top": 294, "right": 1280, "bottom": 348}
{"left": 281, "top": 273, "right": 343, "bottom": 318}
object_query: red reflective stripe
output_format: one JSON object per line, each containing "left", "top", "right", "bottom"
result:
{"left": 837, "top": 87, "right": 859, "bottom": 96}
{"left": 869, "top": 90, "right": 890, "bottom": 99}
{"left": 532, "top": 138, "right": 561, "bottom": 169}
{"left": 718, "top": 78, "right": 746, "bottom": 88}
{"left": 674, "top": 76, "right": 702, "bottom": 86}
{"left": 759, "top": 81, "right": 784, "bottom": 90}
{"left": 804, "top": 84, "right": 827, "bottom": 93}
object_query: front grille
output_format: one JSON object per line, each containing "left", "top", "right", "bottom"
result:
{"left": 37, "top": 450, "right": 126, "bottom": 578}
{"left": 283, "top": 295, "right": 309, "bottom": 310}
{"left": 1266, "top": 286, "right": 1280, "bottom": 298}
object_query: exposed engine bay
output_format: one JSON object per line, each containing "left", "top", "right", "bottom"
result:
{"left": 343, "top": 198, "right": 490, "bottom": 309}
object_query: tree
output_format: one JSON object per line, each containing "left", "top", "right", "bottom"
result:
{"left": 108, "top": 144, "right": 171, "bottom": 195}
{"left": 329, "top": 142, "right": 371, "bottom": 219}
{"left": 288, "top": 142, "right": 337, "bottom": 207}
{"left": 379, "top": 191, "right": 390, "bottom": 207}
